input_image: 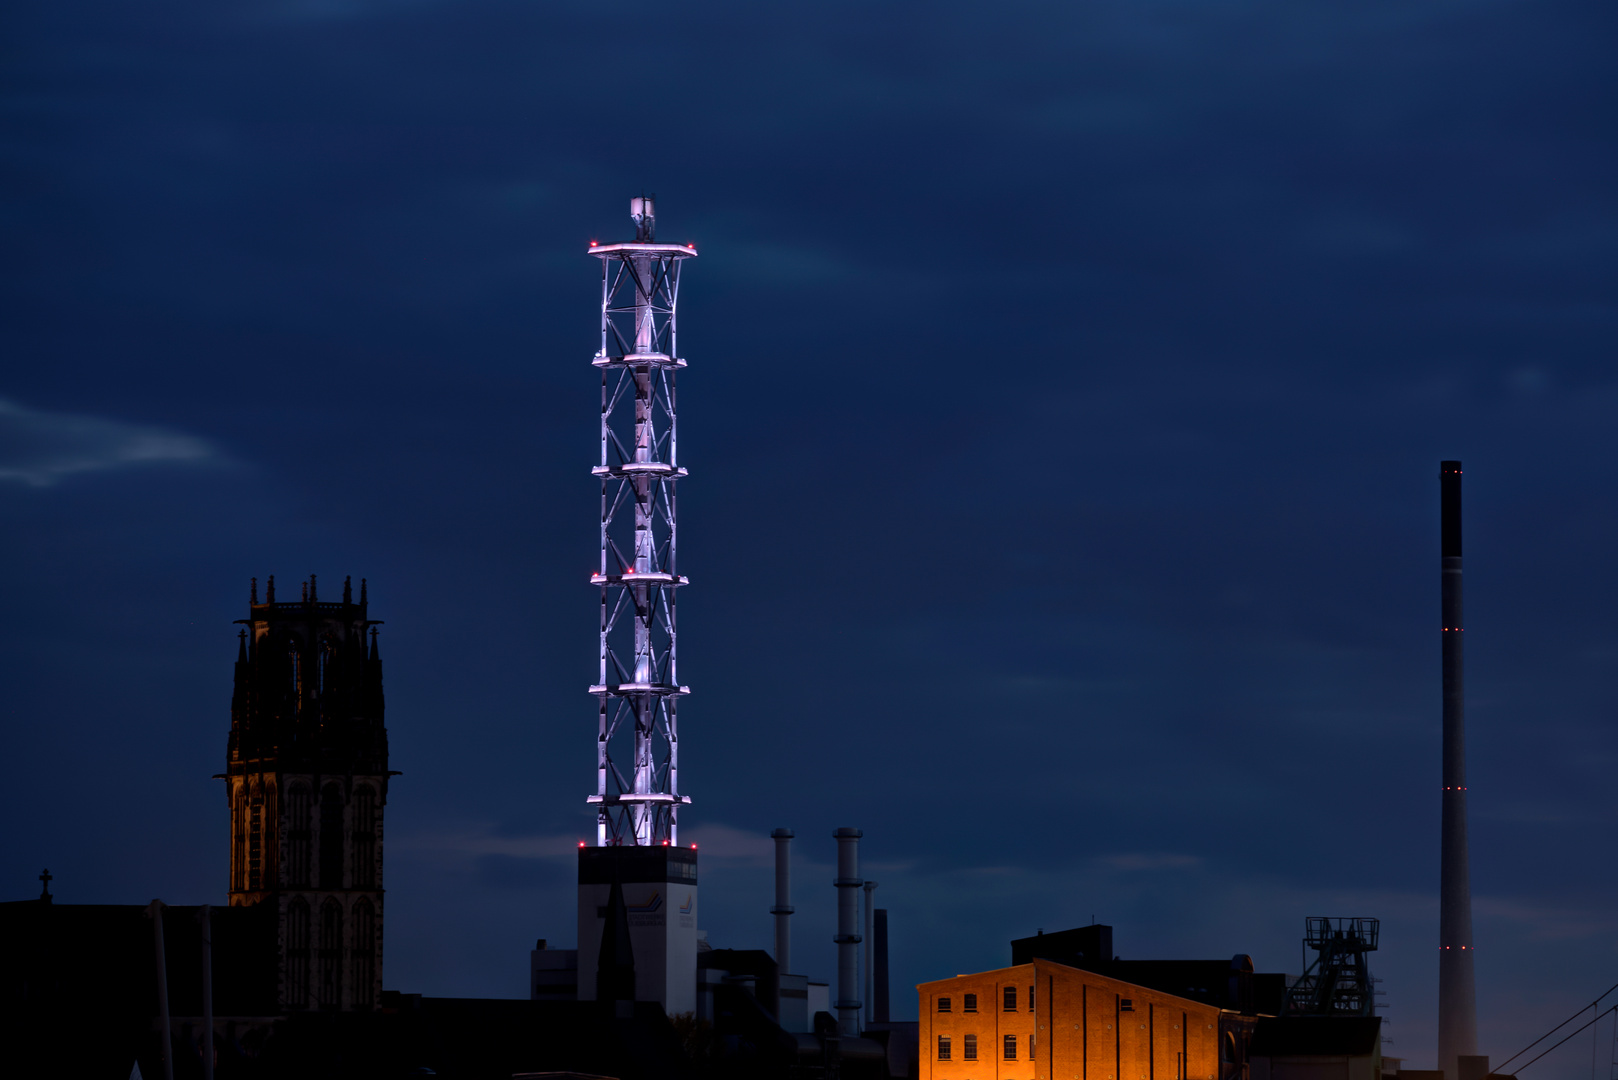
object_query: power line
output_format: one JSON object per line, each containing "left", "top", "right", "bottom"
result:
{"left": 1514, "top": 1005, "right": 1618, "bottom": 1075}
{"left": 1499, "top": 984, "right": 1618, "bottom": 1073}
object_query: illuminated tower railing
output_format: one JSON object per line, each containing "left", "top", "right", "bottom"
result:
{"left": 586, "top": 196, "right": 696, "bottom": 847}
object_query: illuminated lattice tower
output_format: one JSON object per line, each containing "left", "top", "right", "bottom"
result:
{"left": 585, "top": 196, "right": 697, "bottom": 848}
{"left": 575, "top": 197, "right": 701, "bottom": 1017}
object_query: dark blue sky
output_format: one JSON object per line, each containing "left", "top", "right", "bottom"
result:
{"left": 3, "top": 0, "right": 1616, "bottom": 1068}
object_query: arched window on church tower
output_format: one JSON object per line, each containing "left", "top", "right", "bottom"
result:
{"left": 318, "top": 897, "right": 343, "bottom": 1010}
{"left": 287, "top": 898, "right": 311, "bottom": 1009}
{"left": 286, "top": 784, "right": 312, "bottom": 888}
{"left": 351, "top": 786, "right": 377, "bottom": 889}
{"left": 288, "top": 637, "right": 303, "bottom": 711}
{"left": 319, "top": 784, "right": 344, "bottom": 889}
{"left": 247, "top": 784, "right": 265, "bottom": 891}
{"left": 352, "top": 898, "right": 376, "bottom": 1009}
{"left": 317, "top": 634, "right": 337, "bottom": 699}
{"left": 233, "top": 787, "right": 248, "bottom": 892}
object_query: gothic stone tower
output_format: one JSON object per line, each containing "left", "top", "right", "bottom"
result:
{"left": 225, "top": 573, "right": 390, "bottom": 1012}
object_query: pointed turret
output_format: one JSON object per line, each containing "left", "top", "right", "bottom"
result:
{"left": 365, "top": 626, "right": 385, "bottom": 724}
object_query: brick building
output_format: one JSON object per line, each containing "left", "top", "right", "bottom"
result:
{"left": 919, "top": 960, "right": 1222, "bottom": 1080}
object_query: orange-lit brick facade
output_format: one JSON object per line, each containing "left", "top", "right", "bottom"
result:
{"left": 920, "top": 960, "right": 1222, "bottom": 1080}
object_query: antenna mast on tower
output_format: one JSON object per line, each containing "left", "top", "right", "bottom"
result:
{"left": 586, "top": 196, "right": 698, "bottom": 847}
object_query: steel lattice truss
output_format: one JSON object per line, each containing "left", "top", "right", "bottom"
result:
{"left": 1282, "top": 916, "right": 1380, "bottom": 1016}
{"left": 585, "top": 215, "right": 697, "bottom": 847}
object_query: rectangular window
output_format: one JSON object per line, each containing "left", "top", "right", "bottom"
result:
{"left": 1003, "top": 1035, "right": 1017, "bottom": 1060}
{"left": 1120, "top": 998, "right": 1134, "bottom": 1012}
{"left": 1028, "top": 985, "right": 1034, "bottom": 1012}
{"left": 938, "top": 996, "right": 952, "bottom": 1013}
{"left": 1003, "top": 985, "right": 1017, "bottom": 1011}
{"left": 964, "top": 1034, "right": 978, "bottom": 1060}
{"left": 963, "top": 992, "right": 977, "bottom": 1012}
{"left": 938, "top": 1036, "right": 952, "bottom": 1061}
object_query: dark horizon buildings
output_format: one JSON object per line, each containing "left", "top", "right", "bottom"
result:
{"left": 0, "top": 578, "right": 700, "bottom": 1080}
{"left": 1, "top": 575, "right": 397, "bottom": 1076}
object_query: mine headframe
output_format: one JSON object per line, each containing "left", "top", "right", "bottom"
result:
{"left": 1282, "top": 917, "right": 1379, "bottom": 1017}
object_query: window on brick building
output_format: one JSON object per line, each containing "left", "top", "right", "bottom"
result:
{"left": 963, "top": 993, "right": 977, "bottom": 1012}
{"left": 1003, "top": 986, "right": 1017, "bottom": 1011}
{"left": 964, "top": 1034, "right": 978, "bottom": 1060}
{"left": 938, "top": 1036, "right": 952, "bottom": 1061}
{"left": 938, "top": 996, "right": 952, "bottom": 1013}
{"left": 1028, "top": 985, "right": 1034, "bottom": 1011}
{"left": 1003, "top": 1035, "right": 1017, "bottom": 1060}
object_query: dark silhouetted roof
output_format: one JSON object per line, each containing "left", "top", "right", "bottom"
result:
{"left": 1251, "top": 1016, "right": 1382, "bottom": 1056}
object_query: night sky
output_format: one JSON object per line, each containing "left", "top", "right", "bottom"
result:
{"left": 3, "top": 0, "right": 1616, "bottom": 1070}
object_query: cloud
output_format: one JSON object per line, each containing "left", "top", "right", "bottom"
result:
{"left": 1099, "top": 853, "right": 1205, "bottom": 871}
{"left": 1475, "top": 895, "right": 1618, "bottom": 942}
{"left": 394, "top": 821, "right": 781, "bottom": 866}
{"left": 391, "top": 825, "right": 581, "bottom": 861}
{"left": 683, "top": 822, "right": 776, "bottom": 864}
{"left": 0, "top": 398, "right": 214, "bottom": 487}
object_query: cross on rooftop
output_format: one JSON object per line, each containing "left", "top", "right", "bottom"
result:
{"left": 38, "top": 868, "right": 51, "bottom": 901}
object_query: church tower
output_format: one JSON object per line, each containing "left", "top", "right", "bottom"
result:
{"left": 224, "top": 573, "right": 390, "bottom": 1012}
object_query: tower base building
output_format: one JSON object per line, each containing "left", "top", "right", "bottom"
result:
{"left": 575, "top": 845, "right": 698, "bottom": 1015}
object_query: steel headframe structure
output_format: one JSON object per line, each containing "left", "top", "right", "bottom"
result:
{"left": 585, "top": 196, "right": 697, "bottom": 847}
{"left": 1282, "top": 916, "right": 1380, "bottom": 1017}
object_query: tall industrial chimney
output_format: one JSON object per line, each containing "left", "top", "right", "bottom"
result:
{"left": 863, "top": 880, "right": 877, "bottom": 1026}
{"left": 833, "top": 828, "right": 864, "bottom": 1037}
{"left": 771, "top": 828, "right": 794, "bottom": 1010}
{"left": 1438, "top": 460, "right": 1479, "bottom": 1079}
{"left": 873, "top": 908, "right": 890, "bottom": 1023}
